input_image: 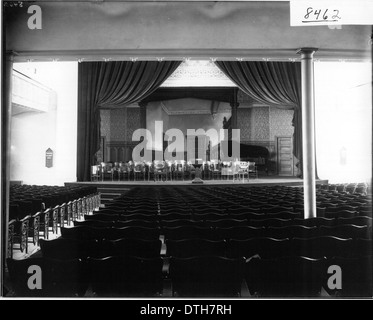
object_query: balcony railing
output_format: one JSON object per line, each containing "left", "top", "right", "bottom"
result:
{"left": 12, "top": 70, "right": 56, "bottom": 113}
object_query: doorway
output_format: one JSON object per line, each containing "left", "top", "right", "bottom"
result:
{"left": 276, "top": 136, "right": 294, "bottom": 176}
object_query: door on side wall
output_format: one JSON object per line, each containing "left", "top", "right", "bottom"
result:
{"left": 276, "top": 136, "right": 294, "bottom": 176}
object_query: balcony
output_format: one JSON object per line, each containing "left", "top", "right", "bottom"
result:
{"left": 12, "top": 70, "right": 56, "bottom": 116}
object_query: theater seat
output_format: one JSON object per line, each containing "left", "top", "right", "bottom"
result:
{"left": 158, "top": 213, "right": 192, "bottom": 221}
{"left": 291, "top": 236, "right": 354, "bottom": 259}
{"left": 207, "top": 219, "right": 247, "bottom": 228}
{"left": 42, "top": 257, "right": 90, "bottom": 297}
{"left": 84, "top": 213, "right": 119, "bottom": 222}
{"left": 74, "top": 220, "right": 114, "bottom": 228}
{"left": 325, "top": 256, "right": 372, "bottom": 297}
{"left": 318, "top": 224, "right": 369, "bottom": 239}
{"left": 325, "top": 210, "right": 357, "bottom": 219}
{"left": 245, "top": 256, "right": 325, "bottom": 297}
{"left": 60, "top": 226, "right": 109, "bottom": 241}
{"left": 227, "top": 237, "right": 290, "bottom": 259}
{"left": 166, "top": 239, "right": 227, "bottom": 258}
{"left": 337, "top": 216, "right": 372, "bottom": 227}
{"left": 106, "top": 226, "right": 161, "bottom": 241}
{"left": 163, "top": 226, "right": 214, "bottom": 241}
{"left": 109, "top": 238, "right": 162, "bottom": 258}
{"left": 159, "top": 219, "right": 205, "bottom": 228}
{"left": 40, "top": 238, "right": 99, "bottom": 260}
{"left": 88, "top": 255, "right": 164, "bottom": 297}
{"left": 193, "top": 213, "right": 229, "bottom": 221}
{"left": 249, "top": 218, "right": 292, "bottom": 228}
{"left": 119, "top": 213, "right": 159, "bottom": 222}
{"left": 6, "top": 257, "right": 89, "bottom": 297}
{"left": 214, "top": 226, "right": 265, "bottom": 241}
{"left": 115, "top": 219, "right": 160, "bottom": 228}
{"left": 6, "top": 257, "right": 45, "bottom": 297}
{"left": 293, "top": 217, "right": 336, "bottom": 227}
{"left": 353, "top": 238, "right": 373, "bottom": 258}
{"left": 265, "top": 225, "right": 318, "bottom": 239}
{"left": 169, "top": 256, "right": 245, "bottom": 297}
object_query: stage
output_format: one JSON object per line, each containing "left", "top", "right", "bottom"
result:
{"left": 65, "top": 176, "right": 329, "bottom": 203}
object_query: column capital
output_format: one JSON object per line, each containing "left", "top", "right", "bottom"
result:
{"left": 296, "top": 48, "right": 318, "bottom": 57}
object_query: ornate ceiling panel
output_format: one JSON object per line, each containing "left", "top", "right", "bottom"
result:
{"left": 161, "top": 60, "right": 236, "bottom": 87}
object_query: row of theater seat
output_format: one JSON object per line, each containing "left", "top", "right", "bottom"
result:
{"left": 10, "top": 185, "right": 98, "bottom": 220}
{"left": 63, "top": 223, "right": 372, "bottom": 241}
{"left": 7, "top": 252, "right": 372, "bottom": 297}
{"left": 7, "top": 255, "right": 240, "bottom": 297}
{"left": 38, "top": 235, "right": 371, "bottom": 260}
{"left": 7, "top": 185, "right": 101, "bottom": 258}
{"left": 102, "top": 185, "right": 372, "bottom": 218}
{"left": 84, "top": 211, "right": 373, "bottom": 226}
{"left": 93, "top": 209, "right": 369, "bottom": 221}
{"left": 317, "top": 182, "right": 369, "bottom": 195}
{"left": 204, "top": 184, "right": 370, "bottom": 203}
{"left": 76, "top": 216, "right": 373, "bottom": 228}
{"left": 99, "top": 201, "right": 367, "bottom": 215}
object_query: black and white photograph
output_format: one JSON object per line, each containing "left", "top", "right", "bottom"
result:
{"left": 1, "top": 0, "right": 372, "bottom": 304}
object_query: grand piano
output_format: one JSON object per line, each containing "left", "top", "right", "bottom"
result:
{"left": 219, "top": 140, "right": 271, "bottom": 173}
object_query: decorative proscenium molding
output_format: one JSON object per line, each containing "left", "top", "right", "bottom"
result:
{"left": 169, "top": 110, "right": 227, "bottom": 116}
{"left": 162, "top": 60, "right": 236, "bottom": 87}
{"left": 160, "top": 101, "right": 170, "bottom": 116}
{"left": 160, "top": 100, "right": 231, "bottom": 116}
{"left": 11, "top": 49, "right": 371, "bottom": 63}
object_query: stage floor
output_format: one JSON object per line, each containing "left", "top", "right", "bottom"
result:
{"left": 66, "top": 176, "right": 328, "bottom": 188}
{"left": 66, "top": 177, "right": 329, "bottom": 202}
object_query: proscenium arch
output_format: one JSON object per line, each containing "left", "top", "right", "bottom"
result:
{"left": 141, "top": 87, "right": 239, "bottom": 164}
{"left": 140, "top": 87, "right": 239, "bottom": 105}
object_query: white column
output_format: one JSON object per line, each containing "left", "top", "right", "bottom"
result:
{"left": 297, "top": 48, "right": 318, "bottom": 219}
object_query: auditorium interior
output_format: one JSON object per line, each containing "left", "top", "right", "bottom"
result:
{"left": 2, "top": 1, "right": 372, "bottom": 298}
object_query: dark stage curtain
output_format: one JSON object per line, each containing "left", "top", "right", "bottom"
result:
{"left": 77, "top": 61, "right": 181, "bottom": 181}
{"left": 215, "top": 61, "right": 304, "bottom": 176}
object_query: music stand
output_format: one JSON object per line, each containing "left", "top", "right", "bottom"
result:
{"left": 191, "top": 159, "right": 204, "bottom": 184}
